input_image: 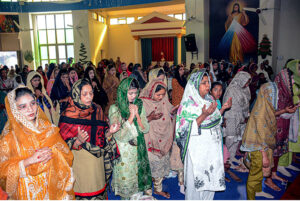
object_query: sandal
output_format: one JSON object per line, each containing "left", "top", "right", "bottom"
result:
{"left": 227, "top": 169, "right": 242, "bottom": 182}
{"left": 154, "top": 191, "right": 170, "bottom": 199}
{"left": 264, "top": 179, "right": 281, "bottom": 191}
{"left": 233, "top": 164, "right": 249, "bottom": 173}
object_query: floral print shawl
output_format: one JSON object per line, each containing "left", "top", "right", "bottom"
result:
{"left": 175, "top": 70, "right": 222, "bottom": 161}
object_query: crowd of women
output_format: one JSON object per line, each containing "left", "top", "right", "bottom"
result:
{"left": 0, "top": 57, "right": 299, "bottom": 200}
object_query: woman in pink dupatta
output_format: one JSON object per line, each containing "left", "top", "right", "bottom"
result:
{"left": 140, "top": 79, "right": 178, "bottom": 198}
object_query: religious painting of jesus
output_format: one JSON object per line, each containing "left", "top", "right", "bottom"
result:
{"left": 209, "top": 0, "right": 259, "bottom": 64}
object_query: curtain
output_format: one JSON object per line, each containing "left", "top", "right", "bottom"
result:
{"left": 181, "top": 37, "right": 186, "bottom": 64}
{"left": 152, "top": 37, "right": 174, "bottom": 62}
{"left": 174, "top": 37, "right": 178, "bottom": 65}
{"left": 141, "top": 38, "right": 152, "bottom": 70}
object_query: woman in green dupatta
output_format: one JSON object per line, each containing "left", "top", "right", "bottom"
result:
{"left": 108, "top": 77, "right": 152, "bottom": 199}
{"left": 279, "top": 60, "right": 300, "bottom": 168}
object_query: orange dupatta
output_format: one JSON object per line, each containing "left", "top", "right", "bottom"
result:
{"left": 0, "top": 87, "right": 74, "bottom": 200}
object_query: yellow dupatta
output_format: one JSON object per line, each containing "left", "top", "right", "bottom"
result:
{"left": 0, "top": 87, "right": 74, "bottom": 200}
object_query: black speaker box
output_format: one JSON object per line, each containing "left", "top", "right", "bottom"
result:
{"left": 184, "top": 34, "right": 198, "bottom": 52}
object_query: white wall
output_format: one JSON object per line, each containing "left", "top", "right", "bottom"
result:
{"left": 275, "top": 0, "right": 300, "bottom": 73}
{"left": 185, "top": 0, "right": 209, "bottom": 69}
{"left": 72, "top": 10, "right": 91, "bottom": 63}
{"left": 19, "top": 13, "right": 35, "bottom": 69}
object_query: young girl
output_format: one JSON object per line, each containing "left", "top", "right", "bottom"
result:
{"left": 210, "top": 82, "right": 242, "bottom": 182}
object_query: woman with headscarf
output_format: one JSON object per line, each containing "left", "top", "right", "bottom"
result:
{"left": 172, "top": 65, "right": 187, "bottom": 106}
{"left": 176, "top": 69, "right": 231, "bottom": 200}
{"left": 46, "top": 68, "right": 59, "bottom": 96}
{"left": 46, "top": 63, "right": 55, "bottom": 80}
{"left": 108, "top": 78, "right": 151, "bottom": 199}
{"left": 26, "top": 71, "right": 59, "bottom": 125}
{"left": 84, "top": 66, "right": 108, "bottom": 111}
{"left": 102, "top": 64, "right": 120, "bottom": 116}
{"left": 223, "top": 71, "right": 251, "bottom": 171}
{"left": 130, "top": 64, "right": 147, "bottom": 89}
{"left": 140, "top": 79, "right": 178, "bottom": 198}
{"left": 50, "top": 69, "right": 72, "bottom": 112}
{"left": 0, "top": 87, "right": 74, "bottom": 200}
{"left": 258, "top": 67, "right": 293, "bottom": 191}
{"left": 240, "top": 82, "right": 298, "bottom": 199}
{"left": 278, "top": 60, "right": 300, "bottom": 178}
{"left": 59, "top": 79, "right": 120, "bottom": 199}
{"left": 68, "top": 67, "right": 78, "bottom": 85}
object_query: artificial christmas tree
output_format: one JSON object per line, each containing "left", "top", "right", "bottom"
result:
{"left": 258, "top": 34, "right": 272, "bottom": 59}
{"left": 79, "top": 43, "right": 88, "bottom": 64}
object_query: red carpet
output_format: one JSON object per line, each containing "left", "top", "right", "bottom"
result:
{"left": 281, "top": 173, "right": 300, "bottom": 200}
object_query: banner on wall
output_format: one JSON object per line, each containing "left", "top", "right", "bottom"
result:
{"left": 209, "top": 0, "right": 259, "bottom": 64}
{"left": 0, "top": 15, "right": 19, "bottom": 33}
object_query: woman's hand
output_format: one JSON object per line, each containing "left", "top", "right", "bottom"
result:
{"left": 171, "top": 105, "right": 179, "bottom": 115}
{"left": 222, "top": 97, "right": 232, "bottom": 110}
{"left": 76, "top": 127, "right": 89, "bottom": 146}
{"left": 129, "top": 104, "right": 137, "bottom": 117}
{"left": 24, "top": 147, "right": 53, "bottom": 168}
{"left": 109, "top": 123, "right": 121, "bottom": 134}
{"left": 285, "top": 105, "right": 299, "bottom": 114}
{"left": 202, "top": 102, "right": 217, "bottom": 117}
{"left": 147, "top": 111, "right": 163, "bottom": 122}
{"left": 92, "top": 81, "right": 98, "bottom": 89}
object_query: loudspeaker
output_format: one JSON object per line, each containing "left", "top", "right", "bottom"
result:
{"left": 184, "top": 34, "right": 198, "bottom": 52}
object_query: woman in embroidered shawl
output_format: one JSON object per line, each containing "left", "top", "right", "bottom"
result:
{"left": 102, "top": 64, "right": 120, "bottom": 116}
{"left": 278, "top": 60, "right": 300, "bottom": 176}
{"left": 0, "top": 87, "right": 74, "bottom": 200}
{"left": 222, "top": 71, "right": 251, "bottom": 171}
{"left": 59, "top": 79, "right": 120, "bottom": 199}
{"left": 176, "top": 69, "right": 231, "bottom": 200}
{"left": 26, "top": 71, "right": 59, "bottom": 125}
{"left": 140, "top": 79, "right": 178, "bottom": 198}
{"left": 108, "top": 77, "right": 152, "bottom": 199}
{"left": 240, "top": 82, "right": 298, "bottom": 199}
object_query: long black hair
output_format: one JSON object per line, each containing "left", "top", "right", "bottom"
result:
{"left": 174, "top": 65, "right": 187, "bottom": 88}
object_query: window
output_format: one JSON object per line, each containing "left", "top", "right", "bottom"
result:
{"left": 35, "top": 13, "right": 74, "bottom": 66}
{"left": 168, "top": 13, "right": 186, "bottom": 21}
{"left": 110, "top": 18, "right": 118, "bottom": 25}
{"left": 137, "top": 16, "right": 143, "bottom": 20}
{"left": 92, "top": 12, "right": 97, "bottom": 20}
{"left": 127, "top": 17, "right": 134, "bottom": 24}
{"left": 98, "top": 15, "right": 105, "bottom": 23}
{"left": 110, "top": 17, "right": 135, "bottom": 25}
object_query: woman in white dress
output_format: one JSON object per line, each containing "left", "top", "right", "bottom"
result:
{"left": 175, "top": 69, "right": 231, "bottom": 200}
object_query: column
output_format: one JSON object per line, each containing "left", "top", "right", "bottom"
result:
{"left": 177, "top": 34, "right": 182, "bottom": 65}
{"left": 133, "top": 36, "right": 140, "bottom": 63}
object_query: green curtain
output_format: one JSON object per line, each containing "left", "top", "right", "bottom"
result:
{"left": 181, "top": 37, "right": 186, "bottom": 64}
{"left": 174, "top": 37, "right": 178, "bottom": 66}
{"left": 141, "top": 38, "right": 152, "bottom": 70}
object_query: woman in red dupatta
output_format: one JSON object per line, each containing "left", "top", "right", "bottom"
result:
{"left": 59, "top": 78, "right": 120, "bottom": 200}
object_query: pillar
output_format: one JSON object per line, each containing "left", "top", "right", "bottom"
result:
{"left": 133, "top": 36, "right": 140, "bottom": 63}
{"left": 177, "top": 34, "right": 182, "bottom": 65}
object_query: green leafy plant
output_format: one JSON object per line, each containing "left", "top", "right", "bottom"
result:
{"left": 24, "top": 50, "right": 34, "bottom": 63}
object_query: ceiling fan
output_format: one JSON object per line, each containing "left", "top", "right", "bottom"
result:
{"left": 67, "top": 18, "right": 86, "bottom": 37}
{"left": 243, "top": 7, "right": 276, "bottom": 25}
{"left": 13, "top": 20, "right": 33, "bottom": 40}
